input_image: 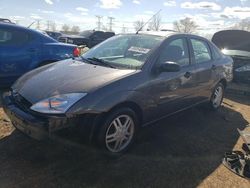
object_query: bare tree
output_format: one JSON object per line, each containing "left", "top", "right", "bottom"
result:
{"left": 61, "top": 24, "right": 70, "bottom": 33}
{"left": 148, "top": 14, "right": 162, "bottom": 31}
{"left": 134, "top": 20, "right": 145, "bottom": 32}
{"left": 71, "top": 26, "right": 80, "bottom": 34}
{"left": 173, "top": 17, "right": 198, "bottom": 33}
{"left": 233, "top": 19, "right": 250, "bottom": 31}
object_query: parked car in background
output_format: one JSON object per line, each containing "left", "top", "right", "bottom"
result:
{"left": 45, "top": 31, "right": 63, "bottom": 41}
{"left": 0, "top": 22, "right": 80, "bottom": 87}
{"left": 3, "top": 31, "right": 233, "bottom": 154}
{"left": 212, "top": 30, "right": 250, "bottom": 84}
{"left": 58, "top": 30, "right": 115, "bottom": 48}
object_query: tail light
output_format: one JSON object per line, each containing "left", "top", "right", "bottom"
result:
{"left": 73, "top": 47, "right": 80, "bottom": 57}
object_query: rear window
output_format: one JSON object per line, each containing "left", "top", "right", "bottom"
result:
{"left": 0, "top": 29, "right": 30, "bottom": 45}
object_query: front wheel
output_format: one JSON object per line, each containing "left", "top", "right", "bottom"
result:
{"left": 97, "top": 108, "right": 138, "bottom": 154}
{"left": 209, "top": 82, "right": 225, "bottom": 110}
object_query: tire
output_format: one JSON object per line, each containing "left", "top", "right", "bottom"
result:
{"left": 209, "top": 82, "right": 225, "bottom": 110}
{"left": 96, "top": 107, "right": 138, "bottom": 154}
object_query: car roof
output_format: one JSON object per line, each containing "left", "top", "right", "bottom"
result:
{"left": 0, "top": 22, "right": 57, "bottom": 42}
{"left": 138, "top": 30, "right": 177, "bottom": 37}
{"left": 0, "top": 22, "right": 23, "bottom": 28}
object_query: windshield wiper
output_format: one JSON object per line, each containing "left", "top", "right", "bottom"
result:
{"left": 87, "top": 57, "right": 116, "bottom": 68}
{"left": 79, "top": 56, "right": 94, "bottom": 64}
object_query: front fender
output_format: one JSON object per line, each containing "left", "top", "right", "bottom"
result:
{"left": 67, "top": 90, "right": 155, "bottom": 116}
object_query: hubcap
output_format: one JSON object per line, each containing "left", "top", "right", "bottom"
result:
{"left": 212, "top": 86, "right": 223, "bottom": 108}
{"left": 105, "top": 115, "right": 135, "bottom": 153}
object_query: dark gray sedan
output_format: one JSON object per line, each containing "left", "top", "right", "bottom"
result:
{"left": 3, "top": 31, "right": 233, "bottom": 154}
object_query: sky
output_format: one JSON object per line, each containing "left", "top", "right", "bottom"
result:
{"left": 1, "top": 0, "right": 250, "bottom": 35}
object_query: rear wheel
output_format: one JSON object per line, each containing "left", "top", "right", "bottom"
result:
{"left": 209, "top": 82, "right": 225, "bottom": 110}
{"left": 97, "top": 108, "right": 138, "bottom": 154}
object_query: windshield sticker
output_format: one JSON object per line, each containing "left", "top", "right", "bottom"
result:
{"left": 128, "top": 46, "right": 150, "bottom": 54}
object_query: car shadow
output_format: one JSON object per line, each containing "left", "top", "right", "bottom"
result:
{"left": 0, "top": 104, "right": 248, "bottom": 188}
{"left": 225, "top": 93, "right": 250, "bottom": 106}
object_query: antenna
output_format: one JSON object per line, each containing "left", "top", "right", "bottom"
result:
{"left": 136, "top": 9, "right": 162, "bottom": 34}
{"left": 27, "top": 21, "right": 36, "bottom": 28}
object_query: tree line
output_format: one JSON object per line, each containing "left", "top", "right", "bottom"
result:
{"left": 47, "top": 16, "right": 250, "bottom": 34}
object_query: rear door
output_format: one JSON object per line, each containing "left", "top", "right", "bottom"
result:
{"left": 0, "top": 26, "right": 41, "bottom": 82}
{"left": 189, "top": 37, "right": 214, "bottom": 99}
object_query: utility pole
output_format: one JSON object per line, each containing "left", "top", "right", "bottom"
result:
{"left": 96, "top": 15, "right": 102, "bottom": 30}
{"left": 47, "top": 20, "right": 51, "bottom": 31}
{"left": 122, "top": 24, "right": 127, "bottom": 33}
{"left": 108, "top": 17, "right": 115, "bottom": 31}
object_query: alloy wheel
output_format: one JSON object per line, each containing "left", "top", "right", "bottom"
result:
{"left": 105, "top": 115, "right": 135, "bottom": 153}
{"left": 212, "top": 85, "right": 223, "bottom": 108}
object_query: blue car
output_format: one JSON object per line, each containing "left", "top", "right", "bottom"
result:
{"left": 0, "top": 22, "right": 79, "bottom": 87}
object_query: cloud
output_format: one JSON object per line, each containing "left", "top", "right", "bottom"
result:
{"left": 134, "top": 14, "right": 151, "bottom": 21}
{"left": 63, "top": 12, "right": 95, "bottom": 23}
{"left": 76, "top": 7, "right": 89, "bottom": 15}
{"left": 30, "top": 13, "right": 43, "bottom": 20}
{"left": 133, "top": 0, "right": 140, "bottom": 4}
{"left": 100, "top": 0, "right": 122, "bottom": 9}
{"left": 9, "top": 16, "right": 25, "bottom": 20}
{"left": 44, "top": 0, "right": 53, "bottom": 5}
{"left": 221, "top": 6, "right": 250, "bottom": 19}
{"left": 144, "top": 10, "right": 154, "bottom": 15}
{"left": 38, "top": 9, "right": 54, "bottom": 14}
{"left": 181, "top": 1, "right": 221, "bottom": 11}
{"left": 76, "top": 7, "right": 89, "bottom": 12}
{"left": 163, "top": 1, "right": 176, "bottom": 7}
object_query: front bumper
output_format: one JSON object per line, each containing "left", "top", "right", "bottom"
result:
{"left": 2, "top": 93, "right": 78, "bottom": 140}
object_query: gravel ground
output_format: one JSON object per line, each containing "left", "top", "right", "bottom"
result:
{"left": 0, "top": 91, "right": 250, "bottom": 188}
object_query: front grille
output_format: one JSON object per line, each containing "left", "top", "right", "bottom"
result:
{"left": 11, "top": 91, "right": 32, "bottom": 112}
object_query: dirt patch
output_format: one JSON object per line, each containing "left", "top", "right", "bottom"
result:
{"left": 0, "top": 95, "right": 250, "bottom": 188}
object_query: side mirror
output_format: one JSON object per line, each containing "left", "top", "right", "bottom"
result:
{"left": 160, "top": 61, "right": 181, "bottom": 72}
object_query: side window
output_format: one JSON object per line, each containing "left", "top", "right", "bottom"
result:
{"left": 191, "top": 39, "right": 212, "bottom": 64}
{"left": 159, "top": 38, "right": 190, "bottom": 66}
{"left": 0, "top": 29, "right": 30, "bottom": 46}
{"left": 0, "top": 29, "right": 12, "bottom": 45}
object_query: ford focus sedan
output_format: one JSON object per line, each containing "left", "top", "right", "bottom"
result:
{"left": 3, "top": 31, "right": 233, "bottom": 154}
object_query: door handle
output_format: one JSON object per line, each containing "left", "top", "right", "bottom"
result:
{"left": 211, "top": 65, "right": 216, "bottom": 70}
{"left": 184, "top": 72, "right": 192, "bottom": 78}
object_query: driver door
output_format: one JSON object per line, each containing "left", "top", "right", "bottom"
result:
{"left": 147, "top": 37, "right": 200, "bottom": 121}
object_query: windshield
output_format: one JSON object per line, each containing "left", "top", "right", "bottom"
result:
{"left": 82, "top": 34, "right": 164, "bottom": 69}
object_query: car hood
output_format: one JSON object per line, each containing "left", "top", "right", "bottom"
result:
{"left": 212, "top": 30, "right": 250, "bottom": 53}
{"left": 12, "top": 59, "right": 136, "bottom": 104}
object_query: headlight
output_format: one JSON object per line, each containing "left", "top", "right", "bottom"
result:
{"left": 30, "top": 93, "right": 87, "bottom": 114}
